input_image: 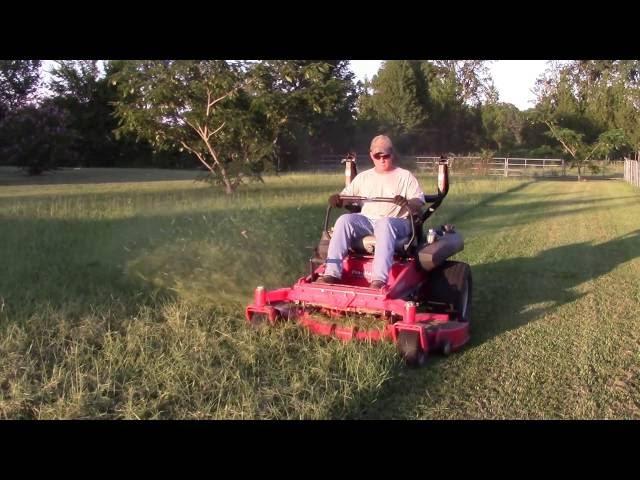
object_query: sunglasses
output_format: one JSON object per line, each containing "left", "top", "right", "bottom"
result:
{"left": 372, "top": 153, "right": 392, "bottom": 160}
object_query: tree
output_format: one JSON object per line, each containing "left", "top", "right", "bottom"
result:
{"left": 519, "top": 108, "right": 558, "bottom": 156}
{"left": 44, "top": 60, "right": 164, "bottom": 169}
{"left": 47, "top": 60, "right": 102, "bottom": 102}
{"left": 544, "top": 120, "right": 625, "bottom": 180}
{"left": 112, "top": 60, "right": 275, "bottom": 194}
{"left": 47, "top": 61, "right": 119, "bottom": 166}
{"left": 427, "top": 60, "right": 498, "bottom": 107}
{"left": 613, "top": 90, "right": 640, "bottom": 160}
{"left": 593, "top": 128, "right": 629, "bottom": 161}
{"left": 355, "top": 60, "right": 498, "bottom": 154}
{"left": 248, "top": 60, "right": 359, "bottom": 169}
{"left": 608, "top": 61, "right": 640, "bottom": 159}
{"left": 0, "top": 100, "right": 76, "bottom": 175}
{"left": 534, "top": 60, "right": 640, "bottom": 158}
{"left": 420, "top": 60, "right": 496, "bottom": 153}
{"left": 536, "top": 69, "right": 593, "bottom": 135}
{"left": 481, "top": 102, "right": 523, "bottom": 153}
{"left": 358, "top": 60, "right": 431, "bottom": 151}
{"left": 0, "top": 61, "right": 45, "bottom": 167}
{"left": 0, "top": 60, "right": 41, "bottom": 117}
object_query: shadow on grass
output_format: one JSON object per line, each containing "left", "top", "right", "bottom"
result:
{"left": 330, "top": 230, "right": 640, "bottom": 417}
{"left": 0, "top": 167, "right": 203, "bottom": 187}
{"left": 0, "top": 177, "right": 343, "bottom": 205}
{"left": 326, "top": 181, "right": 640, "bottom": 418}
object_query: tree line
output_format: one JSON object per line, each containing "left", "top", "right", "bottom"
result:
{"left": 1, "top": 60, "right": 638, "bottom": 189}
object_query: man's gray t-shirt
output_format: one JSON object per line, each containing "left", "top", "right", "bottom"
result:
{"left": 340, "top": 167, "right": 425, "bottom": 220}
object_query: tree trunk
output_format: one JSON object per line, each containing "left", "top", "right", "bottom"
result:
{"left": 201, "top": 139, "right": 235, "bottom": 194}
{"left": 219, "top": 167, "right": 235, "bottom": 194}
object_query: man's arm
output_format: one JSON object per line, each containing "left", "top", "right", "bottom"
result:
{"left": 406, "top": 172, "right": 426, "bottom": 216}
{"left": 340, "top": 173, "right": 359, "bottom": 196}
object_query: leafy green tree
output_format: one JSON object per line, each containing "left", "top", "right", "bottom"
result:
{"left": 47, "top": 61, "right": 123, "bottom": 166}
{"left": 0, "top": 100, "right": 77, "bottom": 175}
{"left": 112, "top": 60, "right": 274, "bottom": 193}
{"left": 426, "top": 60, "right": 497, "bottom": 107}
{"left": 0, "top": 60, "right": 44, "bottom": 167}
{"left": 593, "top": 128, "right": 629, "bottom": 161}
{"left": 248, "top": 60, "right": 359, "bottom": 168}
{"left": 421, "top": 60, "right": 496, "bottom": 153}
{"left": 358, "top": 60, "right": 431, "bottom": 150}
{"left": 534, "top": 60, "right": 640, "bottom": 158}
{"left": 0, "top": 60, "right": 41, "bottom": 116}
{"left": 544, "top": 120, "right": 626, "bottom": 179}
{"left": 481, "top": 102, "right": 523, "bottom": 153}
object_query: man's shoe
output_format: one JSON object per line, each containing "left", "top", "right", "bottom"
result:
{"left": 369, "top": 280, "right": 386, "bottom": 290}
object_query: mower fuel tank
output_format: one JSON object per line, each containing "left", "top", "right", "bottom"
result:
{"left": 418, "top": 231, "right": 464, "bottom": 271}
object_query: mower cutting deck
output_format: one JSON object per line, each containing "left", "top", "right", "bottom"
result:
{"left": 245, "top": 157, "right": 472, "bottom": 366}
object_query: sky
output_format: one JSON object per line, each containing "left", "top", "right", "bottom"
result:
{"left": 350, "top": 60, "right": 551, "bottom": 111}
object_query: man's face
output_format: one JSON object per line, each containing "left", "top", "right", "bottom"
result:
{"left": 370, "top": 143, "right": 395, "bottom": 172}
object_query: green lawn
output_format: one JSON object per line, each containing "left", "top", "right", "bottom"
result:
{"left": 1, "top": 168, "right": 638, "bottom": 419}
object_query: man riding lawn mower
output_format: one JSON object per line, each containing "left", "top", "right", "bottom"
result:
{"left": 246, "top": 136, "right": 472, "bottom": 366}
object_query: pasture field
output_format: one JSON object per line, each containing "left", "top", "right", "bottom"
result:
{"left": 1, "top": 168, "right": 639, "bottom": 419}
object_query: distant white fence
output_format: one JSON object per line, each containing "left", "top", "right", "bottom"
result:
{"left": 624, "top": 158, "right": 640, "bottom": 187}
{"left": 416, "top": 156, "right": 566, "bottom": 177}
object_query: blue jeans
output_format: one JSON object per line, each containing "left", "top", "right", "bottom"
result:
{"left": 324, "top": 213, "right": 412, "bottom": 283}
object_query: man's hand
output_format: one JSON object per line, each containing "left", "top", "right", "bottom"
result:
{"left": 394, "top": 195, "right": 423, "bottom": 216}
{"left": 393, "top": 195, "right": 409, "bottom": 208}
{"left": 328, "top": 194, "right": 343, "bottom": 208}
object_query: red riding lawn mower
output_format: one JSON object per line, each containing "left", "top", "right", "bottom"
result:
{"left": 245, "top": 155, "right": 472, "bottom": 366}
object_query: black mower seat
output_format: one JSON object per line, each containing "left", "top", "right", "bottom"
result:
{"left": 351, "top": 235, "right": 416, "bottom": 256}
